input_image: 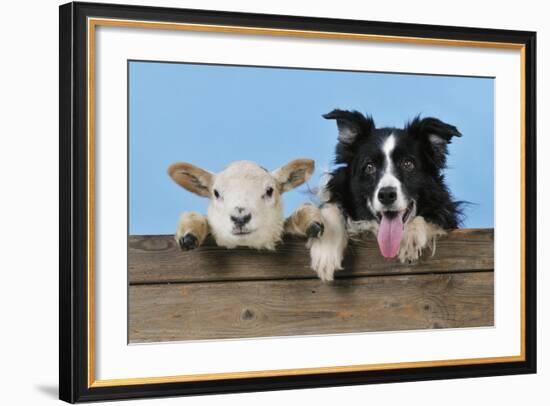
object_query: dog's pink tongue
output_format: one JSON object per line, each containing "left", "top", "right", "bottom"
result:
{"left": 377, "top": 213, "right": 404, "bottom": 258}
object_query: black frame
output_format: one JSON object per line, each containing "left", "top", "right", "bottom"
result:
{"left": 59, "top": 1, "right": 537, "bottom": 403}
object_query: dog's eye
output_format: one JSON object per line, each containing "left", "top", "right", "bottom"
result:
{"left": 213, "top": 189, "right": 221, "bottom": 199}
{"left": 401, "top": 159, "right": 415, "bottom": 171}
{"left": 365, "top": 162, "right": 376, "bottom": 174}
{"left": 265, "top": 187, "right": 274, "bottom": 198}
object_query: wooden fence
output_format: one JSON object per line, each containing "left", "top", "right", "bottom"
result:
{"left": 128, "top": 228, "right": 494, "bottom": 343}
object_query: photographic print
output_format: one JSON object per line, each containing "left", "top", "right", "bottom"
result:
{"left": 128, "top": 61, "right": 495, "bottom": 343}
{"left": 59, "top": 2, "right": 535, "bottom": 402}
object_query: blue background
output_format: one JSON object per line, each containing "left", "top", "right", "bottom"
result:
{"left": 129, "top": 61, "right": 494, "bottom": 235}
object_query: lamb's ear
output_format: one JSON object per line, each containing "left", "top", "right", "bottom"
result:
{"left": 407, "top": 116, "right": 462, "bottom": 168}
{"left": 323, "top": 109, "right": 375, "bottom": 163}
{"left": 168, "top": 162, "right": 213, "bottom": 197}
{"left": 272, "top": 159, "right": 315, "bottom": 193}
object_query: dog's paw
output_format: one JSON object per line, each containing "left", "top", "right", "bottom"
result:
{"left": 305, "top": 221, "right": 325, "bottom": 239}
{"left": 398, "top": 236, "right": 424, "bottom": 263}
{"left": 311, "top": 253, "right": 342, "bottom": 282}
{"left": 308, "top": 231, "right": 345, "bottom": 282}
{"left": 398, "top": 218, "right": 428, "bottom": 263}
{"left": 306, "top": 204, "right": 348, "bottom": 281}
{"left": 176, "top": 233, "right": 199, "bottom": 251}
{"left": 398, "top": 216, "right": 445, "bottom": 263}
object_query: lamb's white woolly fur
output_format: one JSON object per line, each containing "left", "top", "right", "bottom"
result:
{"left": 307, "top": 203, "right": 348, "bottom": 281}
{"left": 208, "top": 161, "right": 284, "bottom": 250}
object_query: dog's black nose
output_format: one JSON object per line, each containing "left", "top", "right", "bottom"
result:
{"left": 378, "top": 187, "right": 397, "bottom": 205}
{"left": 231, "top": 213, "right": 251, "bottom": 227}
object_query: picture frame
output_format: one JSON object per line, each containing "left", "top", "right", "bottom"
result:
{"left": 59, "top": 1, "right": 537, "bottom": 403}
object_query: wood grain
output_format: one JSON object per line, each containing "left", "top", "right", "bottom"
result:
{"left": 129, "top": 228, "right": 493, "bottom": 284}
{"left": 129, "top": 272, "right": 493, "bottom": 343}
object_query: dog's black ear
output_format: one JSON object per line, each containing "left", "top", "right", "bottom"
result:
{"left": 323, "top": 109, "right": 375, "bottom": 163}
{"left": 323, "top": 109, "right": 374, "bottom": 144}
{"left": 407, "top": 116, "right": 462, "bottom": 168}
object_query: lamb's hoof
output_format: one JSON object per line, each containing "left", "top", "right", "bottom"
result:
{"left": 306, "top": 222, "right": 324, "bottom": 238}
{"left": 178, "top": 234, "right": 198, "bottom": 251}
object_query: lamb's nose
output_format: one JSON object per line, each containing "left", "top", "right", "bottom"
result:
{"left": 378, "top": 186, "right": 397, "bottom": 206}
{"left": 231, "top": 213, "right": 251, "bottom": 227}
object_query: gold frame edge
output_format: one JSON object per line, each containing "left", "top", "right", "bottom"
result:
{"left": 86, "top": 17, "right": 527, "bottom": 388}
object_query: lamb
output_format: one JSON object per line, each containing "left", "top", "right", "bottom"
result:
{"left": 168, "top": 159, "right": 325, "bottom": 251}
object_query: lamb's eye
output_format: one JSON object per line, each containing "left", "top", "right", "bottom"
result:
{"left": 213, "top": 189, "right": 220, "bottom": 199}
{"left": 401, "top": 159, "right": 415, "bottom": 171}
{"left": 365, "top": 162, "right": 376, "bottom": 174}
{"left": 265, "top": 187, "right": 274, "bottom": 198}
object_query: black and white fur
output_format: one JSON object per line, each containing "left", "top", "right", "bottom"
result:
{"left": 308, "top": 109, "right": 462, "bottom": 281}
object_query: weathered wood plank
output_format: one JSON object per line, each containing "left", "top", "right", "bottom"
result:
{"left": 129, "top": 228, "right": 493, "bottom": 284}
{"left": 129, "top": 271, "right": 493, "bottom": 343}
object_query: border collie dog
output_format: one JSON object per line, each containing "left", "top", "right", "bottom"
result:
{"left": 308, "top": 109, "right": 462, "bottom": 281}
